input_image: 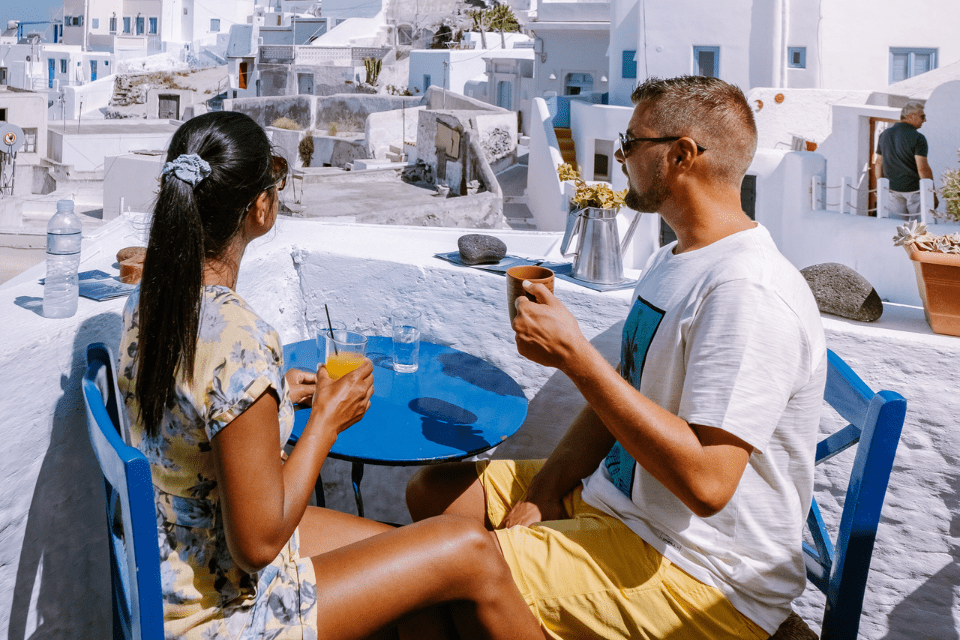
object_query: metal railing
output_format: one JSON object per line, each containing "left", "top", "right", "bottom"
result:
{"left": 811, "top": 175, "right": 938, "bottom": 223}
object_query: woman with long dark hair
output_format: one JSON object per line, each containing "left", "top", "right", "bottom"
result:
{"left": 117, "top": 111, "right": 542, "bottom": 640}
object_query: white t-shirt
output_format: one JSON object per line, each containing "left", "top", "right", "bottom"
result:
{"left": 580, "top": 224, "right": 827, "bottom": 634}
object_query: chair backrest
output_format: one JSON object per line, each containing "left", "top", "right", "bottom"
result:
{"left": 83, "top": 343, "right": 164, "bottom": 640}
{"left": 804, "top": 349, "right": 907, "bottom": 639}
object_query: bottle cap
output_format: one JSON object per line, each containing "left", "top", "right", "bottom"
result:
{"left": 56, "top": 199, "right": 75, "bottom": 213}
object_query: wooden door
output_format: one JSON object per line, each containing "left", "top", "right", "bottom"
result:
{"left": 158, "top": 95, "right": 180, "bottom": 120}
{"left": 868, "top": 117, "right": 898, "bottom": 216}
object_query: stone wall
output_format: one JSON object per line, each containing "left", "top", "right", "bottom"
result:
{"left": 225, "top": 95, "right": 318, "bottom": 130}
{"left": 315, "top": 94, "right": 424, "bottom": 133}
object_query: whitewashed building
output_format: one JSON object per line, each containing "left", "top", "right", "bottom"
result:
{"left": 526, "top": 0, "right": 610, "bottom": 99}
{"left": 408, "top": 32, "right": 533, "bottom": 97}
{"left": 606, "top": 0, "right": 960, "bottom": 105}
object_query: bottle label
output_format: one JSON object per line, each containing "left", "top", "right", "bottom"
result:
{"left": 47, "top": 231, "right": 81, "bottom": 255}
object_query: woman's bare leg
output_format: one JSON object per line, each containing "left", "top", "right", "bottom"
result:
{"left": 406, "top": 462, "right": 488, "bottom": 524}
{"left": 298, "top": 505, "right": 395, "bottom": 557}
{"left": 309, "top": 516, "right": 543, "bottom": 640}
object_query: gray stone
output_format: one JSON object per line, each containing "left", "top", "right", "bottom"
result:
{"left": 458, "top": 234, "right": 507, "bottom": 265}
{"left": 801, "top": 263, "right": 883, "bottom": 322}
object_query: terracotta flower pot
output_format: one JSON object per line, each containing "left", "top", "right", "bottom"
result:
{"left": 905, "top": 244, "right": 960, "bottom": 336}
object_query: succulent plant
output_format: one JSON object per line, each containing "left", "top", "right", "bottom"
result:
{"left": 893, "top": 220, "right": 960, "bottom": 253}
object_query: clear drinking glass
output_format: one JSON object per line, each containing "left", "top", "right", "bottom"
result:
{"left": 324, "top": 330, "right": 367, "bottom": 380}
{"left": 309, "top": 319, "right": 346, "bottom": 358}
{"left": 391, "top": 308, "right": 422, "bottom": 373}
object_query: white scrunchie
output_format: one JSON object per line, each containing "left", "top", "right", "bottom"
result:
{"left": 161, "top": 153, "right": 212, "bottom": 187}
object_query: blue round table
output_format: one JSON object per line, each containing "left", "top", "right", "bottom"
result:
{"left": 283, "top": 337, "right": 528, "bottom": 516}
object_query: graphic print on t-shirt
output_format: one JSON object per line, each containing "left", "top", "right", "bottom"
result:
{"left": 605, "top": 295, "right": 665, "bottom": 497}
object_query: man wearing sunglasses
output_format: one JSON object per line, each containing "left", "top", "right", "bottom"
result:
{"left": 408, "top": 76, "right": 825, "bottom": 640}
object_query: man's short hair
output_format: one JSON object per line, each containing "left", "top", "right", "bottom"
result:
{"left": 630, "top": 76, "right": 757, "bottom": 187}
{"left": 901, "top": 101, "right": 925, "bottom": 119}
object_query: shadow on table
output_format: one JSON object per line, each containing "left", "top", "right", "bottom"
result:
{"left": 437, "top": 352, "right": 525, "bottom": 398}
{"left": 411, "top": 397, "right": 490, "bottom": 453}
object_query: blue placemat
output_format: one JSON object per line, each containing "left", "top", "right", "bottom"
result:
{"left": 434, "top": 252, "right": 637, "bottom": 292}
{"left": 39, "top": 269, "right": 137, "bottom": 301}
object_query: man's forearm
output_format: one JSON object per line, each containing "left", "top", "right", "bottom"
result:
{"left": 560, "top": 343, "right": 751, "bottom": 517}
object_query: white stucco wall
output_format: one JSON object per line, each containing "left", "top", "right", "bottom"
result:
{"left": 615, "top": 0, "right": 960, "bottom": 91}
{"left": 59, "top": 73, "right": 117, "bottom": 120}
{"left": 526, "top": 97, "right": 566, "bottom": 231}
{"left": 747, "top": 88, "right": 874, "bottom": 151}
{"left": 818, "top": 2, "right": 960, "bottom": 90}
{"left": 49, "top": 127, "right": 175, "bottom": 172}
{"left": 365, "top": 105, "right": 424, "bottom": 160}
{"left": 607, "top": 0, "right": 639, "bottom": 106}
{"left": 1, "top": 212, "right": 959, "bottom": 638}
{"left": 532, "top": 27, "right": 609, "bottom": 99}
{"left": 922, "top": 80, "right": 960, "bottom": 200}
{"left": 102, "top": 154, "right": 163, "bottom": 220}
{"left": 409, "top": 46, "right": 534, "bottom": 97}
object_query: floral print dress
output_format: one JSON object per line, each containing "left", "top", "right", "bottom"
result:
{"left": 118, "top": 285, "right": 319, "bottom": 640}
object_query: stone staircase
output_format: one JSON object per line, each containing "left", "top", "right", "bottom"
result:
{"left": 555, "top": 127, "right": 576, "bottom": 166}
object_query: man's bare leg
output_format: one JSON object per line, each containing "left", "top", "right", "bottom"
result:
{"left": 406, "top": 462, "right": 488, "bottom": 524}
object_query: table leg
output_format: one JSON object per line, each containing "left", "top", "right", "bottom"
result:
{"left": 351, "top": 461, "right": 365, "bottom": 518}
{"left": 314, "top": 472, "right": 326, "bottom": 508}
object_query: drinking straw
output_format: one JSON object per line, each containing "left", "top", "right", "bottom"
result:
{"left": 324, "top": 304, "right": 339, "bottom": 355}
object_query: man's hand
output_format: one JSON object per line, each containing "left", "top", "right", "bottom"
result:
{"left": 513, "top": 282, "right": 587, "bottom": 370}
{"left": 502, "top": 485, "right": 567, "bottom": 528}
{"left": 284, "top": 368, "right": 316, "bottom": 405}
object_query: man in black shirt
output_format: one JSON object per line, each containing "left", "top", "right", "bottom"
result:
{"left": 874, "top": 101, "right": 936, "bottom": 219}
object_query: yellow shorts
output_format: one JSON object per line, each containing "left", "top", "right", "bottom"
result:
{"left": 478, "top": 459, "right": 768, "bottom": 640}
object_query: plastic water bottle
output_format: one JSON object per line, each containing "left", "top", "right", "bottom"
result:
{"left": 43, "top": 199, "right": 82, "bottom": 318}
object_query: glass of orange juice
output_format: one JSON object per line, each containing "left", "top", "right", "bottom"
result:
{"left": 323, "top": 330, "right": 368, "bottom": 380}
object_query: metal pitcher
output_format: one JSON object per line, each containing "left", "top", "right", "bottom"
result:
{"left": 560, "top": 207, "right": 642, "bottom": 285}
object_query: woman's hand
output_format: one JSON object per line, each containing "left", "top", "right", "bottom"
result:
{"left": 308, "top": 359, "right": 375, "bottom": 438}
{"left": 284, "top": 368, "right": 317, "bottom": 406}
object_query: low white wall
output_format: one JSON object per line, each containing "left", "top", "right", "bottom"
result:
{"left": 49, "top": 128, "right": 174, "bottom": 172}
{"left": 102, "top": 154, "right": 164, "bottom": 220}
{"left": 59, "top": 74, "right": 117, "bottom": 120}
{"left": 1, "top": 214, "right": 958, "bottom": 639}
{"left": 365, "top": 105, "right": 424, "bottom": 160}
{"left": 751, "top": 149, "right": 960, "bottom": 306}
{"left": 526, "top": 97, "right": 566, "bottom": 231}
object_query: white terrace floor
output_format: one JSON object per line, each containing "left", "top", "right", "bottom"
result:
{"left": 0, "top": 214, "right": 958, "bottom": 639}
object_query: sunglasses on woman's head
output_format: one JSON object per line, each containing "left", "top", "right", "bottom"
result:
{"left": 269, "top": 155, "right": 289, "bottom": 191}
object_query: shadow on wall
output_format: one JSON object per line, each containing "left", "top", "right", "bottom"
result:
{"left": 881, "top": 463, "right": 960, "bottom": 640}
{"left": 7, "top": 312, "right": 123, "bottom": 640}
{"left": 494, "top": 320, "right": 624, "bottom": 460}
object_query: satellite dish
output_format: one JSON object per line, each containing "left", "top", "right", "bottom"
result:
{"left": 0, "top": 123, "right": 25, "bottom": 154}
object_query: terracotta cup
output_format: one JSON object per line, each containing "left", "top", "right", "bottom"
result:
{"left": 506, "top": 265, "right": 555, "bottom": 324}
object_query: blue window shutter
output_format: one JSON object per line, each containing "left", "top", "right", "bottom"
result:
{"left": 622, "top": 50, "right": 637, "bottom": 79}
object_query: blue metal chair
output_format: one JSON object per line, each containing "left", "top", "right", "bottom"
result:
{"left": 83, "top": 343, "right": 164, "bottom": 640}
{"left": 775, "top": 349, "right": 907, "bottom": 639}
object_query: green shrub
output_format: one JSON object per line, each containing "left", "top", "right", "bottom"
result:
{"left": 299, "top": 133, "right": 314, "bottom": 167}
